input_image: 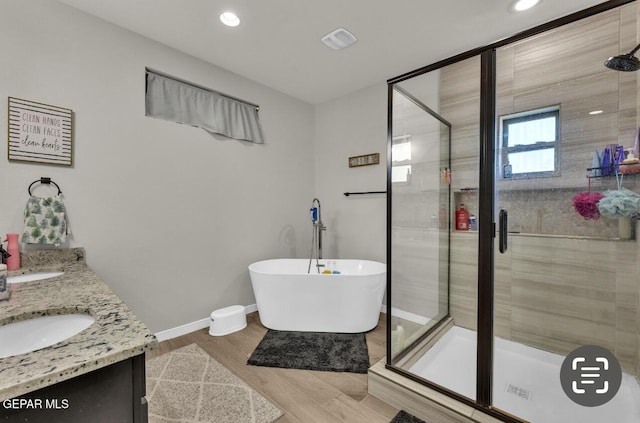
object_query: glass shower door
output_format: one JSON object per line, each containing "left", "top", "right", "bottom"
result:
{"left": 492, "top": 8, "right": 640, "bottom": 422}
{"left": 388, "top": 56, "right": 482, "bottom": 404}
{"left": 389, "top": 82, "right": 451, "bottom": 362}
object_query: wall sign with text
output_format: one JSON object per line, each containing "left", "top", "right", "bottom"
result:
{"left": 348, "top": 152, "right": 380, "bottom": 168}
{"left": 8, "top": 97, "right": 73, "bottom": 166}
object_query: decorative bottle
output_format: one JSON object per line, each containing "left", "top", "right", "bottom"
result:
{"left": 5, "top": 233, "right": 20, "bottom": 271}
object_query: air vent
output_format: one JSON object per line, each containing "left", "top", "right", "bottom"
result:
{"left": 321, "top": 27, "right": 357, "bottom": 50}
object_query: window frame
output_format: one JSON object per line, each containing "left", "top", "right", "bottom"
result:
{"left": 499, "top": 105, "right": 561, "bottom": 179}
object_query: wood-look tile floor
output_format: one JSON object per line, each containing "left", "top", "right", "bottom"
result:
{"left": 146, "top": 313, "right": 399, "bottom": 423}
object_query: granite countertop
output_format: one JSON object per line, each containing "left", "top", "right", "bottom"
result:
{"left": 0, "top": 248, "right": 157, "bottom": 401}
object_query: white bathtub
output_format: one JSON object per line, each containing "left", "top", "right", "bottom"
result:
{"left": 248, "top": 259, "right": 386, "bottom": 333}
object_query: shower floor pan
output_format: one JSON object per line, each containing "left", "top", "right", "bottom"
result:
{"left": 409, "top": 326, "right": 640, "bottom": 423}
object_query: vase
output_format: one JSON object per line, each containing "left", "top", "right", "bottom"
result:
{"left": 618, "top": 216, "right": 632, "bottom": 240}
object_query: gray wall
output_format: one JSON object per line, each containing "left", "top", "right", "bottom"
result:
{"left": 314, "top": 85, "right": 387, "bottom": 263}
{"left": 0, "top": 0, "right": 315, "bottom": 332}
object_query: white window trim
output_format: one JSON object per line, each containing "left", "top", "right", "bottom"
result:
{"left": 499, "top": 105, "right": 560, "bottom": 179}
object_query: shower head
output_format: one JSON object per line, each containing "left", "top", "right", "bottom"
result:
{"left": 605, "top": 43, "right": 640, "bottom": 71}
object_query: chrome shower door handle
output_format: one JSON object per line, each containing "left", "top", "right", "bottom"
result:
{"left": 499, "top": 209, "right": 508, "bottom": 254}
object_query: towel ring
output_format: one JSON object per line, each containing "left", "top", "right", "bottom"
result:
{"left": 28, "top": 177, "right": 62, "bottom": 196}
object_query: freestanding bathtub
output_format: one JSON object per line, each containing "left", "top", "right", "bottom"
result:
{"left": 248, "top": 259, "right": 386, "bottom": 333}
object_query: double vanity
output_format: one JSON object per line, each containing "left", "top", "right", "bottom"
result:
{"left": 0, "top": 248, "right": 157, "bottom": 422}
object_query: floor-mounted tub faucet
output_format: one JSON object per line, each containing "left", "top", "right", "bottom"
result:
{"left": 308, "top": 198, "right": 327, "bottom": 273}
{"left": 312, "top": 198, "right": 326, "bottom": 259}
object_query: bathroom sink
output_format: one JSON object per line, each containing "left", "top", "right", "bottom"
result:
{"left": 0, "top": 313, "right": 95, "bottom": 358}
{"left": 7, "top": 271, "right": 64, "bottom": 284}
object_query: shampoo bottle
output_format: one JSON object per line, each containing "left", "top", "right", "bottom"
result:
{"left": 455, "top": 204, "right": 470, "bottom": 231}
{"left": 396, "top": 322, "right": 405, "bottom": 350}
{"left": 391, "top": 323, "right": 399, "bottom": 352}
{"left": 391, "top": 321, "right": 405, "bottom": 352}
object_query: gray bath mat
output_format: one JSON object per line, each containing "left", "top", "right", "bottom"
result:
{"left": 390, "top": 410, "right": 427, "bottom": 423}
{"left": 247, "top": 330, "right": 370, "bottom": 373}
{"left": 146, "top": 344, "right": 283, "bottom": 423}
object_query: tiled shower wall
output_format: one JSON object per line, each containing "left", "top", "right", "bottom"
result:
{"left": 448, "top": 6, "right": 640, "bottom": 238}
{"left": 450, "top": 232, "right": 640, "bottom": 375}
{"left": 441, "top": 4, "right": 640, "bottom": 375}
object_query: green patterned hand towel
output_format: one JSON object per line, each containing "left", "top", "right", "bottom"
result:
{"left": 22, "top": 196, "right": 68, "bottom": 245}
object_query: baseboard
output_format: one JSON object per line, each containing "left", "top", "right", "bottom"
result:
{"left": 155, "top": 317, "right": 210, "bottom": 342}
{"left": 381, "top": 304, "right": 430, "bottom": 325}
{"left": 155, "top": 303, "right": 258, "bottom": 342}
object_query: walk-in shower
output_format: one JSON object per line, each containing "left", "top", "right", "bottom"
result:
{"left": 376, "top": 2, "right": 640, "bottom": 423}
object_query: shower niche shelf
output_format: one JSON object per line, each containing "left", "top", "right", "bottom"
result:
{"left": 453, "top": 188, "right": 479, "bottom": 233}
{"left": 587, "top": 164, "right": 640, "bottom": 178}
{"left": 453, "top": 188, "right": 478, "bottom": 211}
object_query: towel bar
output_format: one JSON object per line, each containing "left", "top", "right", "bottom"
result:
{"left": 343, "top": 191, "right": 386, "bottom": 196}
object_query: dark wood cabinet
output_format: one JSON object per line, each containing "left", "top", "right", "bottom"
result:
{"left": 0, "top": 354, "right": 147, "bottom": 423}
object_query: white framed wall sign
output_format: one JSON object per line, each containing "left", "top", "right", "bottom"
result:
{"left": 8, "top": 97, "right": 73, "bottom": 166}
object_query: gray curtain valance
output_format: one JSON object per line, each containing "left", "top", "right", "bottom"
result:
{"left": 145, "top": 71, "right": 265, "bottom": 144}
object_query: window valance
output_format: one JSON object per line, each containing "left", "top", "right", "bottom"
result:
{"left": 145, "top": 70, "right": 265, "bottom": 144}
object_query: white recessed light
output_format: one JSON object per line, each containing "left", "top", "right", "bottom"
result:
{"left": 511, "top": 0, "right": 541, "bottom": 12}
{"left": 220, "top": 12, "right": 240, "bottom": 27}
{"left": 589, "top": 110, "right": 604, "bottom": 115}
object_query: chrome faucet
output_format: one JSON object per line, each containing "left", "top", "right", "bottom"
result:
{"left": 308, "top": 198, "right": 327, "bottom": 273}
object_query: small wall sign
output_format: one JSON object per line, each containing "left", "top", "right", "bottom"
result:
{"left": 8, "top": 97, "right": 73, "bottom": 166}
{"left": 348, "top": 152, "right": 380, "bottom": 168}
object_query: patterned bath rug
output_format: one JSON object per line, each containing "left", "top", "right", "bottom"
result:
{"left": 390, "top": 410, "right": 427, "bottom": 423}
{"left": 247, "top": 330, "right": 369, "bottom": 373}
{"left": 146, "top": 343, "right": 283, "bottom": 423}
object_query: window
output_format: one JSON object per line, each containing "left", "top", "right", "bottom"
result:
{"left": 500, "top": 106, "right": 560, "bottom": 178}
{"left": 392, "top": 135, "right": 411, "bottom": 183}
